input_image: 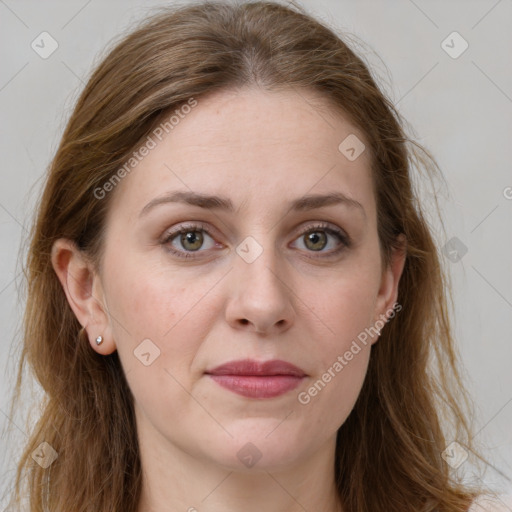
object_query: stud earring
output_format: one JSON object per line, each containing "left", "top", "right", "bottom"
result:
{"left": 95, "top": 336, "right": 103, "bottom": 345}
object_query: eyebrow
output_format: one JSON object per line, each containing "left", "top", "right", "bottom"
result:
{"left": 139, "top": 190, "right": 366, "bottom": 218}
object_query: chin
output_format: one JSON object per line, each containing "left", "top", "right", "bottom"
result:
{"left": 205, "top": 426, "right": 308, "bottom": 472}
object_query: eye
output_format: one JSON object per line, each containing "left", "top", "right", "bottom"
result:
{"left": 291, "top": 222, "right": 350, "bottom": 257}
{"left": 161, "top": 221, "right": 351, "bottom": 260}
{"left": 161, "top": 223, "right": 219, "bottom": 259}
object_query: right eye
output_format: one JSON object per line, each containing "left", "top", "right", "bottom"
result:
{"left": 161, "top": 223, "right": 221, "bottom": 259}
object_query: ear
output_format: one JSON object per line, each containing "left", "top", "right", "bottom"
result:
{"left": 51, "top": 238, "right": 116, "bottom": 355}
{"left": 372, "top": 234, "right": 407, "bottom": 342}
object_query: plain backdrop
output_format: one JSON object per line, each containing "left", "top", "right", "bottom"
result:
{"left": 1, "top": 0, "right": 511, "bottom": 506}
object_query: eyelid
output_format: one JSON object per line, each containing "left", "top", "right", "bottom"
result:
{"left": 160, "top": 221, "right": 215, "bottom": 243}
{"left": 295, "top": 221, "right": 350, "bottom": 244}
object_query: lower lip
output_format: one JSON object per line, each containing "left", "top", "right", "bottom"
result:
{"left": 207, "top": 374, "right": 304, "bottom": 399}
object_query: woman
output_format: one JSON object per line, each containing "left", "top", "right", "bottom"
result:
{"left": 5, "top": 1, "right": 508, "bottom": 510}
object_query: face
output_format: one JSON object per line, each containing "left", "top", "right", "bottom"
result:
{"left": 57, "top": 86, "right": 404, "bottom": 471}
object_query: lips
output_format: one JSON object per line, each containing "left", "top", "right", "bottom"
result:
{"left": 205, "top": 359, "right": 307, "bottom": 399}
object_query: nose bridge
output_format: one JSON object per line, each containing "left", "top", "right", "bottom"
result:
{"left": 227, "top": 232, "right": 294, "bottom": 333}
{"left": 234, "top": 232, "right": 283, "bottom": 292}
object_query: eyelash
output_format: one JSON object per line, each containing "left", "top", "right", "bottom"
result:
{"left": 160, "top": 222, "right": 351, "bottom": 260}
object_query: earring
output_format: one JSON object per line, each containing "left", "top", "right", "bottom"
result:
{"left": 95, "top": 336, "right": 104, "bottom": 345}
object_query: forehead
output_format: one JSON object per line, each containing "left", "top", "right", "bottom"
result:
{"left": 166, "top": 86, "right": 367, "bottom": 160}
{"left": 106, "top": 86, "right": 375, "bottom": 221}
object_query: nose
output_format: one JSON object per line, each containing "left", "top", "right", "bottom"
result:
{"left": 225, "top": 240, "right": 295, "bottom": 335}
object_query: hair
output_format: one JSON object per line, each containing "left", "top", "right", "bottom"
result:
{"left": 4, "top": 1, "right": 488, "bottom": 510}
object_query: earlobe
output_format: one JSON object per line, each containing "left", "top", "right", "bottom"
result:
{"left": 51, "top": 239, "right": 116, "bottom": 354}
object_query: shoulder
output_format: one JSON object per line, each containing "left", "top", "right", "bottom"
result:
{"left": 468, "top": 494, "right": 512, "bottom": 511}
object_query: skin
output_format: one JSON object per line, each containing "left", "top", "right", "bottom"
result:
{"left": 52, "top": 86, "right": 406, "bottom": 512}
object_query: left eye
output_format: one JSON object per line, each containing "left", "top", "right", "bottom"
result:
{"left": 291, "top": 224, "right": 349, "bottom": 255}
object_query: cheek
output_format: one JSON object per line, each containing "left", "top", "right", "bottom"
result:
{"left": 309, "top": 261, "right": 381, "bottom": 350}
{"left": 295, "top": 259, "right": 380, "bottom": 425}
{"left": 103, "top": 253, "right": 214, "bottom": 378}
{"left": 297, "top": 345, "right": 370, "bottom": 442}
{"left": 106, "top": 266, "right": 209, "bottom": 429}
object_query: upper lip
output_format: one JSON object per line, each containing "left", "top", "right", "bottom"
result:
{"left": 206, "top": 359, "right": 307, "bottom": 377}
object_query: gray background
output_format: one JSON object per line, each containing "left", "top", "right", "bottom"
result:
{"left": 1, "top": 0, "right": 511, "bottom": 506}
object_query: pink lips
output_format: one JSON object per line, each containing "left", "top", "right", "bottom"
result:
{"left": 205, "top": 359, "right": 307, "bottom": 399}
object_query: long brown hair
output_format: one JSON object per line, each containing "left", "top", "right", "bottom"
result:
{"left": 5, "top": 1, "right": 486, "bottom": 510}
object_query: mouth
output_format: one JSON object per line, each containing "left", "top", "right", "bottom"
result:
{"left": 205, "top": 359, "right": 307, "bottom": 399}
